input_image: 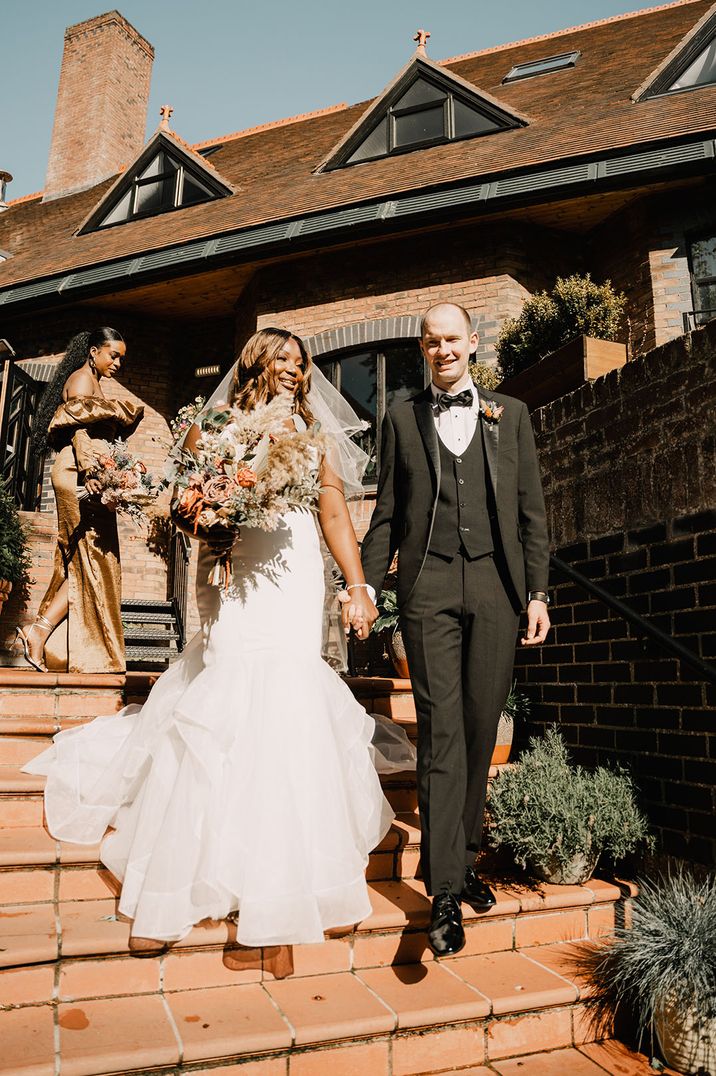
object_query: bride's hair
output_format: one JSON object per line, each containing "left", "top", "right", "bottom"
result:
{"left": 230, "top": 328, "right": 314, "bottom": 425}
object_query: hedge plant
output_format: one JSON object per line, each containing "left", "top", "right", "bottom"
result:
{"left": 0, "top": 480, "right": 31, "bottom": 586}
{"left": 496, "top": 273, "right": 627, "bottom": 379}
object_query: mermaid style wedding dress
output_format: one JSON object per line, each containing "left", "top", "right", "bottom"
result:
{"left": 24, "top": 509, "right": 412, "bottom": 946}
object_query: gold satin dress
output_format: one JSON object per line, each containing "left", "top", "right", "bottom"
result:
{"left": 39, "top": 396, "right": 144, "bottom": 673}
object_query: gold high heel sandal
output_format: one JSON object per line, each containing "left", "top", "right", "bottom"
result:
{"left": 14, "top": 615, "right": 53, "bottom": 673}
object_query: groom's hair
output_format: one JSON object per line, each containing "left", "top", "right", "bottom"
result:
{"left": 420, "top": 303, "right": 473, "bottom": 338}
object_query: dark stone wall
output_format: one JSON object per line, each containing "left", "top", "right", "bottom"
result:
{"left": 516, "top": 319, "right": 716, "bottom": 867}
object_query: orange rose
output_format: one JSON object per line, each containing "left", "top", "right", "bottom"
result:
{"left": 236, "top": 468, "right": 257, "bottom": 489}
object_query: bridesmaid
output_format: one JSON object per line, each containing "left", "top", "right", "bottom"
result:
{"left": 19, "top": 328, "right": 143, "bottom": 673}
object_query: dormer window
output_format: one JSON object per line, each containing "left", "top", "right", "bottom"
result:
{"left": 78, "top": 125, "right": 234, "bottom": 236}
{"left": 667, "top": 34, "right": 716, "bottom": 91}
{"left": 321, "top": 54, "right": 527, "bottom": 172}
{"left": 98, "top": 149, "right": 219, "bottom": 228}
{"left": 503, "top": 51, "right": 580, "bottom": 84}
{"left": 347, "top": 76, "right": 504, "bottom": 165}
{"left": 634, "top": 7, "right": 716, "bottom": 100}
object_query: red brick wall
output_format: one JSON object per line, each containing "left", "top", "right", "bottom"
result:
{"left": 516, "top": 319, "right": 716, "bottom": 867}
{"left": 43, "top": 12, "right": 154, "bottom": 201}
{"left": 253, "top": 221, "right": 579, "bottom": 365}
{"left": 591, "top": 184, "right": 714, "bottom": 354}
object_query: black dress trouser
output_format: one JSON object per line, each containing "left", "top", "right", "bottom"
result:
{"left": 400, "top": 549, "right": 520, "bottom": 896}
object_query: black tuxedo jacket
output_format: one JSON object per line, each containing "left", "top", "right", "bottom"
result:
{"left": 361, "top": 386, "right": 550, "bottom": 608}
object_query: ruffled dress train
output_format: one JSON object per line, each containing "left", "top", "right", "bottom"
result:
{"left": 24, "top": 511, "right": 408, "bottom": 946}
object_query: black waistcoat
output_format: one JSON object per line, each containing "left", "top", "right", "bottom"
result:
{"left": 428, "top": 426, "right": 495, "bottom": 559}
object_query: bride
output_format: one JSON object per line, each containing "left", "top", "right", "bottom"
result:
{"left": 24, "top": 327, "right": 413, "bottom": 948}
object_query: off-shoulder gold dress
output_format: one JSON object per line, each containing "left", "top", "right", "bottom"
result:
{"left": 39, "top": 397, "right": 144, "bottom": 673}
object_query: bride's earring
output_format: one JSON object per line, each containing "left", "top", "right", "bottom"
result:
{"left": 89, "top": 351, "right": 97, "bottom": 374}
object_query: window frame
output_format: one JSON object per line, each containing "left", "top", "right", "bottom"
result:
{"left": 342, "top": 74, "right": 517, "bottom": 167}
{"left": 93, "top": 150, "right": 224, "bottom": 231}
{"left": 318, "top": 342, "right": 429, "bottom": 487}
{"left": 687, "top": 229, "right": 716, "bottom": 326}
{"left": 639, "top": 12, "right": 716, "bottom": 98}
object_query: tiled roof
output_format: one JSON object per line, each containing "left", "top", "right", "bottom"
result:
{"left": 0, "top": 0, "right": 714, "bottom": 290}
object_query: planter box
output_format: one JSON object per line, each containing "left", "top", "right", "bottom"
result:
{"left": 497, "top": 335, "right": 627, "bottom": 411}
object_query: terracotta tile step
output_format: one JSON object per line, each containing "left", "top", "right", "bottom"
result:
{"left": 0, "top": 874, "right": 627, "bottom": 978}
{"left": 0, "top": 946, "right": 623, "bottom": 1076}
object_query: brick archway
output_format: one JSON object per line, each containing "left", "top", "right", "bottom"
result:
{"left": 303, "top": 316, "right": 421, "bottom": 358}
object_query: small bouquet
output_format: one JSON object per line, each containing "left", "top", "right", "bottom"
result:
{"left": 82, "top": 440, "right": 157, "bottom": 524}
{"left": 170, "top": 394, "right": 325, "bottom": 586}
{"left": 170, "top": 396, "right": 206, "bottom": 442}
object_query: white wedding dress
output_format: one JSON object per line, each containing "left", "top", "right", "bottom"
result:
{"left": 24, "top": 509, "right": 413, "bottom": 946}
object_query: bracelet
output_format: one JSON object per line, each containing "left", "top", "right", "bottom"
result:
{"left": 346, "top": 584, "right": 371, "bottom": 591}
{"left": 528, "top": 591, "right": 550, "bottom": 605}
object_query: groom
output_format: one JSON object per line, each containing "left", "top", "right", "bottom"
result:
{"left": 361, "top": 302, "right": 550, "bottom": 956}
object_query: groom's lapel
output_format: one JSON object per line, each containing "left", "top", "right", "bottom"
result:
{"left": 413, "top": 389, "right": 440, "bottom": 485}
{"left": 477, "top": 389, "right": 499, "bottom": 498}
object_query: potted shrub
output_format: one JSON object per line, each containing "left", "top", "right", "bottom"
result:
{"left": 496, "top": 274, "right": 628, "bottom": 409}
{"left": 375, "top": 588, "right": 408, "bottom": 679}
{"left": 585, "top": 871, "right": 715, "bottom": 1075}
{"left": 0, "top": 479, "right": 31, "bottom": 612}
{"left": 468, "top": 359, "right": 503, "bottom": 393}
{"left": 488, "top": 726, "right": 652, "bottom": 884}
{"left": 492, "top": 682, "right": 530, "bottom": 765}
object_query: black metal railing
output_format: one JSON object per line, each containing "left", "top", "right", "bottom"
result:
{"left": 550, "top": 554, "right": 716, "bottom": 685}
{"left": 168, "top": 527, "right": 191, "bottom": 651}
{"left": 682, "top": 309, "right": 716, "bottom": 332}
{"left": 0, "top": 358, "right": 44, "bottom": 509}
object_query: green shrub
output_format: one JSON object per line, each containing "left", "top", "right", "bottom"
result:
{"left": 496, "top": 273, "right": 627, "bottom": 379}
{"left": 468, "top": 359, "right": 503, "bottom": 393}
{"left": 0, "top": 480, "right": 31, "bottom": 585}
{"left": 488, "top": 726, "right": 652, "bottom": 876}
{"left": 375, "top": 588, "right": 399, "bottom": 634}
{"left": 502, "top": 682, "right": 531, "bottom": 722}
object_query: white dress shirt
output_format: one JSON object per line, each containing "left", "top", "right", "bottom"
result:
{"left": 430, "top": 380, "right": 479, "bottom": 455}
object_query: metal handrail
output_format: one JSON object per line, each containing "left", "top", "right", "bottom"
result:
{"left": 168, "top": 527, "right": 191, "bottom": 651}
{"left": 550, "top": 554, "right": 716, "bottom": 685}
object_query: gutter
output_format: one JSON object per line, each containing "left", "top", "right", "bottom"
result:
{"left": 1, "top": 134, "right": 714, "bottom": 313}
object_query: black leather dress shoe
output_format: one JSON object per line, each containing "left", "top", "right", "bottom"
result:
{"left": 461, "top": 866, "right": 497, "bottom": 911}
{"left": 428, "top": 891, "right": 466, "bottom": 957}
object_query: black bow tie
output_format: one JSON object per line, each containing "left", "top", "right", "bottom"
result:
{"left": 436, "top": 389, "right": 473, "bottom": 413}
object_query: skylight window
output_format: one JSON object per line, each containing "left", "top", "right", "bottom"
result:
{"left": 96, "top": 148, "right": 220, "bottom": 229}
{"left": 503, "top": 51, "right": 580, "bottom": 84}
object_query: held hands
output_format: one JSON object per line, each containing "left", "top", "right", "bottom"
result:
{"left": 338, "top": 586, "right": 378, "bottom": 641}
{"left": 521, "top": 599, "right": 551, "bottom": 646}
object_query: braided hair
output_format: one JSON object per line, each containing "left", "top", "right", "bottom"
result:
{"left": 31, "top": 328, "right": 124, "bottom": 458}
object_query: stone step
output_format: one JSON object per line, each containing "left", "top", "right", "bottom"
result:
{"left": 1, "top": 944, "right": 670, "bottom": 1076}
{"left": 0, "top": 870, "right": 626, "bottom": 971}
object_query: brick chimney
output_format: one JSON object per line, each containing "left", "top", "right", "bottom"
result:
{"left": 43, "top": 10, "right": 154, "bottom": 202}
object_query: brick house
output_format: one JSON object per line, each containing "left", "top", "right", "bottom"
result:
{"left": 0, "top": 4, "right": 714, "bottom": 858}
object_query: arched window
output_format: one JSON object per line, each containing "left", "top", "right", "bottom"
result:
{"left": 317, "top": 342, "right": 427, "bottom": 482}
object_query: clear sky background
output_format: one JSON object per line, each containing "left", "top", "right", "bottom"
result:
{"left": 3, "top": 0, "right": 672, "bottom": 199}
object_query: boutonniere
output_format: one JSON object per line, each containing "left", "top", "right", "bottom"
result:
{"left": 480, "top": 400, "right": 505, "bottom": 424}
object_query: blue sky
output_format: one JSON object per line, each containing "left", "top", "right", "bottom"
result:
{"left": 3, "top": 0, "right": 673, "bottom": 198}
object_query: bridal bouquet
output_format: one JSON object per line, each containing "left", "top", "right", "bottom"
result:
{"left": 83, "top": 440, "right": 157, "bottom": 524}
{"left": 170, "top": 394, "right": 325, "bottom": 586}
